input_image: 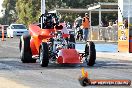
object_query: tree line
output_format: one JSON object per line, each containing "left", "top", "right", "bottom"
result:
{"left": 0, "top": 0, "right": 117, "bottom": 26}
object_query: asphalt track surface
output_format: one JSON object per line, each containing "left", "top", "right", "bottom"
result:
{"left": 0, "top": 37, "right": 132, "bottom": 88}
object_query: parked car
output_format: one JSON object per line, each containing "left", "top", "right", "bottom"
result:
{"left": 0, "top": 25, "right": 9, "bottom": 38}
{"left": 7, "top": 24, "right": 29, "bottom": 38}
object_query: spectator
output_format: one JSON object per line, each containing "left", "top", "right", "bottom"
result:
{"left": 75, "top": 15, "right": 82, "bottom": 28}
{"left": 82, "top": 13, "right": 90, "bottom": 41}
{"left": 101, "top": 18, "right": 108, "bottom": 27}
{"left": 75, "top": 15, "right": 83, "bottom": 41}
{"left": 123, "top": 19, "right": 128, "bottom": 29}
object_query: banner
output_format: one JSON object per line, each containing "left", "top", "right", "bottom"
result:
{"left": 118, "top": 23, "right": 129, "bottom": 52}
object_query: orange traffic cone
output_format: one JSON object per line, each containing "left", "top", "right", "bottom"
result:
{"left": 1, "top": 25, "right": 4, "bottom": 41}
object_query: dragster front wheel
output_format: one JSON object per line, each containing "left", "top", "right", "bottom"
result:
{"left": 39, "top": 42, "right": 49, "bottom": 67}
{"left": 85, "top": 41, "right": 96, "bottom": 66}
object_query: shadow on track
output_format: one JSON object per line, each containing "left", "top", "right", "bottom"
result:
{"left": 0, "top": 58, "right": 132, "bottom": 71}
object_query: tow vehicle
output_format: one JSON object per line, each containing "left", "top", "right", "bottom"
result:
{"left": 19, "top": 13, "right": 96, "bottom": 67}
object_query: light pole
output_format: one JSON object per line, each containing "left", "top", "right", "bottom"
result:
{"left": 41, "top": 0, "right": 45, "bottom": 14}
{"left": 40, "top": 0, "right": 45, "bottom": 29}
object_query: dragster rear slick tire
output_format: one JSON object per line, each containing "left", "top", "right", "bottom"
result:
{"left": 85, "top": 41, "right": 96, "bottom": 66}
{"left": 19, "top": 35, "right": 36, "bottom": 63}
{"left": 39, "top": 42, "right": 49, "bottom": 67}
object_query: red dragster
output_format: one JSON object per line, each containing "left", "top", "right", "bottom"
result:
{"left": 19, "top": 14, "right": 96, "bottom": 67}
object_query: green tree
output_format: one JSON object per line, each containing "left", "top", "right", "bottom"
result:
{"left": 2, "top": 0, "right": 17, "bottom": 25}
{"left": 16, "top": 0, "right": 41, "bottom": 26}
{"left": 1, "top": 0, "right": 117, "bottom": 25}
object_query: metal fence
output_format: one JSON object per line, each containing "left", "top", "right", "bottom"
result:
{"left": 89, "top": 24, "right": 118, "bottom": 42}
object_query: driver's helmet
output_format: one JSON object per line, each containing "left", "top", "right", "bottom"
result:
{"left": 44, "top": 14, "right": 54, "bottom": 28}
